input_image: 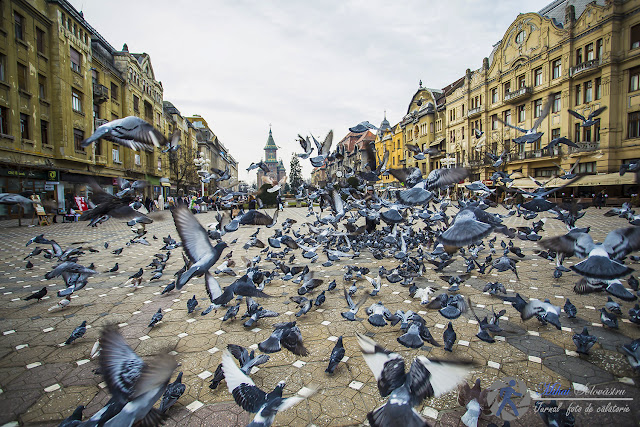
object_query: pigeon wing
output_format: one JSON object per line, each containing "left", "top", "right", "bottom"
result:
{"left": 356, "top": 333, "right": 406, "bottom": 397}
{"left": 531, "top": 94, "right": 554, "bottom": 131}
{"left": 205, "top": 273, "right": 222, "bottom": 303}
{"left": 426, "top": 167, "right": 469, "bottom": 191}
{"left": 100, "top": 326, "right": 145, "bottom": 400}
{"left": 172, "top": 207, "right": 215, "bottom": 263}
{"left": 567, "top": 109, "right": 587, "bottom": 122}
{"left": 413, "top": 356, "right": 472, "bottom": 398}
{"left": 130, "top": 354, "right": 177, "bottom": 399}
{"left": 604, "top": 227, "right": 640, "bottom": 260}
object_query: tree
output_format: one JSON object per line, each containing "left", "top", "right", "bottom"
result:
{"left": 289, "top": 156, "right": 303, "bottom": 191}
{"left": 168, "top": 144, "right": 200, "bottom": 196}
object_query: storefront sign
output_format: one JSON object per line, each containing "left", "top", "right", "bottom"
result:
{"left": 46, "top": 181, "right": 59, "bottom": 185}
{"left": 44, "top": 184, "right": 54, "bottom": 191}
{"left": 47, "top": 170, "right": 59, "bottom": 181}
{"left": 1, "top": 169, "right": 46, "bottom": 179}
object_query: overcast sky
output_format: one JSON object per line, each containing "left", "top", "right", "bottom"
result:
{"left": 70, "top": 0, "right": 552, "bottom": 184}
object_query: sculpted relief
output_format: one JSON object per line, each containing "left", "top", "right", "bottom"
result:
{"left": 503, "top": 17, "right": 541, "bottom": 68}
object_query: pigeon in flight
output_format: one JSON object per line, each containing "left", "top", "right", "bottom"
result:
{"left": 349, "top": 121, "right": 378, "bottom": 133}
{"left": 81, "top": 116, "right": 166, "bottom": 152}
{"left": 498, "top": 94, "right": 553, "bottom": 144}
{"left": 172, "top": 207, "right": 227, "bottom": 289}
{"left": 356, "top": 332, "right": 471, "bottom": 427}
{"left": 568, "top": 106, "right": 607, "bottom": 127}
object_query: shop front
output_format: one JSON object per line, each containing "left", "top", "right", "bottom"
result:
{"left": 0, "top": 168, "right": 61, "bottom": 218}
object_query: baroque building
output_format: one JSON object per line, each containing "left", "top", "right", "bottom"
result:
{"left": 0, "top": 0, "right": 238, "bottom": 218}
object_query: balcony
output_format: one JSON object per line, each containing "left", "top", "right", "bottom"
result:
{"left": 504, "top": 87, "right": 533, "bottom": 104}
{"left": 467, "top": 106, "right": 484, "bottom": 118}
{"left": 506, "top": 146, "right": 560, "bottom": 162}
{"left": 570, "top": 59, "right": 601, "bottom": 78}
{"left": 568, "top": 141, "right": 600, "bottom": 155}
{"left": 93, "top": 83, "right": 109, "bottom": 104}
{"left": 95, "top": 155, "right": 107, "bottom": 165}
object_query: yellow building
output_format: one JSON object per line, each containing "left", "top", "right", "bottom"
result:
{"left": 444, "top": 0, "right": 640, "bottom": 197}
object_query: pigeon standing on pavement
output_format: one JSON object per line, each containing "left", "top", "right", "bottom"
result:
{"left": 564, "top": 299, "right": 577, "bottom": 318}
{"left": 573, "top": 327, "right": 597, "bottom": 355}
{"left": 325, "top": 336, "right": 345, "bottom": 374}
{"left": 443, "top": 321, "right": 457, "bottom": 352}
{"left": 159, "top": 372, "right": 185, "bottom": 413}
{"left": 187, "top": 295, "right": 198, "bottom": 314}
{"left": 24, "top": 286, "right": 47, "bottom": 301}
{"left": 148, "top": 308, "right": 163, "bottom": 328}
{"left": 65, "top": 321, "right": 87, "bottom": 345}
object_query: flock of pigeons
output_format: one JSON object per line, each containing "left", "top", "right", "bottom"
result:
{"left": 12, "top": 114, "right": 640, "bottom": 427}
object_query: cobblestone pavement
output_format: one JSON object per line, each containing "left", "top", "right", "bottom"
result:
{"left": 0, "top": 207, "right": 639, "bottom": 426}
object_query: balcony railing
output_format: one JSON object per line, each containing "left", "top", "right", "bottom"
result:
{"left": 568, "top": 141, "right": 600, "bottom": 154}
{"left": 467, "top": 106, "right": 484, "bottom": 118}
{"left": 95, "top": 155, "right": 107, "bottom": 165}
{"left": 504, "top": 87, "right": 533, "bottom": 104}
{"left": 506, "top": 146, "right": 560, "bottom": 162}
{"left": 93, "top": 83, "right": 109, "bottom": 103}
{"left": 570, "top": 59, "right": 601, "bottom": 77}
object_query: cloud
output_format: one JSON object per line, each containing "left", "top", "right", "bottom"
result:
{"left": 70, "top": 0, "right": 551, "bottom": 183}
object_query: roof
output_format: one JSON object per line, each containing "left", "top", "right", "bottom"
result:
{"left": 538, "top": 0, "right": 606, "bottom": 24}
{"left": 337, "top": 130, "right": 375, "bottom": 153}
{"left": 264, "top": 128, "right": 277, "bottom": 150}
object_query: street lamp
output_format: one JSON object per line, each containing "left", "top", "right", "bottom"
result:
{"left": 193, "top": 151, "right": 211, "bottom": 197}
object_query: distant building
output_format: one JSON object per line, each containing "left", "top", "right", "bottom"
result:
{"left": 257, "top": 127, "right": 286, "bottom": 186}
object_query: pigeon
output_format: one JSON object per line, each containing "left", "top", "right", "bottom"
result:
{"left": 258, "top": 321, "right": 308, "bottom": 356}
{"left": 458, "top": 379, "right": 489, "bottom": 427}
{"left": 187, "top": 295, "right": 198, "bottom": 314}
{"left": 172, "top": 207, "right": 227, "bottom": 289}
{"left": 158, "top": 372, "right": 185, "bottom": 413}
{"left": 314, "top": 291, "right": 326, "bottom": 307}
{"left": 622, "top": 338, "right": 640, "bottom": 371}
{"left": 522, "top": 299, "right": 562, "bottom": 330}
{"left": 564, "top": 299, "right": 577, "bottom": 318}
{"left": 128, "top": 268, "right": 143, "bottom": 280}
{"left": 108, "top": 263, "right": 119, "bottom": 273}
{"left": 325, "top": 336, "right": 345, "bottom": 374}
{"left": 91, "top": 326, "right": 177, "bottom": 427}
{"left": 290, "top": 296, "right": 312, "bottom": 317}
{"left": 26, "top": 260, "right": 33, "bottom": 269}
{"left": 59, "top": 405, "right": 85, "bottom": 427}
{"left": 65, "top": 321, "right": 87, "bottom": 345}
{"left": 538, "top": 400, "right": 576, "bottom": 427}
{"left": 81, "top": 116, "right": 166, "bottom": 151}
{"left": 366, "top": 301, "right": 393, "bottom": 327}
{"left": 573, "top": 327, "right": 597, "bottom": 355}
{"left": 341, "top": 288, "right": 368, "bottom": 321}
{"left": 161, "top": 281, "right": 175, "bottom": 295}
{"left": 629, "top": 304, "right": 640, "bottom": 325}
{"left": 112, "top": 248, "right": 123, "bottom": 255}
{"left": 356, "top": 332, "right": 471, "bottom": 427}
{"left": 498, "top": 94, "right": 553, "bottom": 144}
{"left": 568, "top": 106, "right": 607, "bottom": 127}
{"left": 397, "top": 322, "right": 425, "bottom": 348}
{"left": 223, "top": 303, "right": 241, "bottom": 321}
{"left": 24, "top": 286, "right": 47, "bottom": 301}
{"left": 605, "top": 296, "right": 622, "bottom": 315}
{"left": 221, "top": 349, "right": 315, "bottom": 427}
{"left": 439, "top": 207, "right": 510, "bottom": 247}
{"left": 148, "top": 308, "right": 163, "bottom": 328}
{"left": 599, "top": 307, "right": 618, "bottom": 328}
{"left": 443, "top": 322, "right": 457, "bottom": 352}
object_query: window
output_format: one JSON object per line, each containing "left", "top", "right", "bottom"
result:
{"left": 20, "top": 113, "right": 29, "bottom": 140}
{"left": 551, "top": 128, "right": 561, "bottom": 141}
{"left": 534, "top": 99, "right": 543, "bottom": 118}
{"left": 14, "top": 12, "right": 24, "bottom": 40}
{"left": 584, "top": 81, "right": 593, "bottom": 103}
{"left": 95, "top": 139, "right": 102, "bottom": 156}
{"left": 595, "top": 122, "right": 601, "bottom": 142}
{"left": 73, "top": 128, "right": 84, "bottom": 151}
{"left": 629, "top": 111, "right": 640, "bottom": 138}
{"left": 158, "top": 159, "right": 162, "bottom": 171}
{"left": 504, "top": 109, "right": 511, "bottom": 125}
{"left": 491, "top": 87, "right": 498, "bottom": 104}
{"left": 17, "top": 62, "right": 27, "bottom": 90}
{"left": 91, "top": 68, "right": 98, "bottom": 83}
{"left": 552, "top": 93, "right": 561, "bottom": 113}
{"left": 576, "top": 48, "right": 583, "bottom": 65}
{"left": 40, "top": 120, "right": 49, "bottom": 145}
{"left": 0, "top": 106, "right": 8, "bottom": 134}
{"left": 144, "top": 101, "right": 153, "bottom": 121}
{"left": 36, "top": 28, "right": 45, "bottom": 54}
{"left": 535, "top": 168, "right": 557, "bottom": 178}
{"left": 583, "top": 126, "right": 592, "bottom": 142}
{"left": 518, "top": 75, "right": 526, "bottom": 88}
{"left": 575, "top": 84, "right": 582, "bottom": 105}
{"left": 461, "top": 104, "right": 465, "bottom": 116}
{"left": 577, "top": 162, "right": 596, "bottom": 174}
{"left": 595, "top": 77, "right": 602, "bottom": 100}
{"left": 517, "top": 105, "right": 525, "bottom": 122}
{"left": 575, "top": 123, "right": 582, "bottom": 141}
{"left": 70, "top": 47, "right": 81, "bottom": 73}
{"left": 461, "top": 126, "right": 465, "bottom": 139}
{"left": 534, "top": 68, "right": 543, "bottom": 86}
{"left": 112, "top": 144, "right": 121, "bottom": 163}
{"left": 491, "top": 114, "right": 498, "bottom": 130}
{"left": 0, "top": 54, "right": 5, "bottom": 81}
{"left": 133, "top": 95, "right": 139, "bottom": 112}
{"left": 504, "top": 81, "right": 511, "bottom": 95}
{"left": 111, "top": 82, "right": 119, "bottom": 101}
{"left": 585, "top": 43, "right": 594, "bottom": 61}
{"left": 632, "top": 24, "right": 640, "bottom": 49}
{"left": 552, "top": 58, "right": 562, "bottom": 79}
{"left": 596, "top": 39, "right": 603, "bottom": 60}
{"left": 38, "top": 74, "right": 46, "bottom": 99}
{"left": 516, "top": 31, "right": 526, "bottom": 43}
{"left": 72, "top": 89, "right": 82, "bottom": 112}
{"left": 630, "top": 67, "right": 640, "bottom": 92}
{"left": 134, "top": 154, "right": 141, "bottom": 165}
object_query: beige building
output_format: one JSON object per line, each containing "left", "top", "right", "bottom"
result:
{"left": 443, "top": 0, "right": 639, "bottom": 197}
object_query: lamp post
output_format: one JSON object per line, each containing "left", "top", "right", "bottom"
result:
{"left": 193, "top": 151, "right": 210, "bottom": 197}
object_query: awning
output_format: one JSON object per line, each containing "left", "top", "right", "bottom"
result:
{"left": 147, "top": 176, "right": 160, "bottom": 185}
{"left": 430, "top": 137, "right": 445, "bottom": 147}
{"left": 161, "top": 182, "right": 171, "bottom": 187}
{"left": 509, "top": 177, "right": 547, "bottom": 188}
{"left": 546, "top": 173, "right": 635, "bottom": 187}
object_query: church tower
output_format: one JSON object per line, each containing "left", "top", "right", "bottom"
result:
{"left": 257, "top": 127, "right": 285, "bottom": 187}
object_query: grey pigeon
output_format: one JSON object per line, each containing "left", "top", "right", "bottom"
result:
{"left": 159, "top": 372, "right": 185, "bottom": 413}
{"left": 572, "top": 327, "right": 597, "bottom": 355}
{"left": 443, "top": 322, "right": 457, "bottom": 352}
{"left": 148, "top": 308, "right": 163, "bottom": 328}
{"left": 325, "top": 336, "right": 345, "bottom": 374}
{"left": 186, "top": 295, "right": 198, "bottom": 314}
{"left": 65, "top": 321, "right": 87, "bottom": 345}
